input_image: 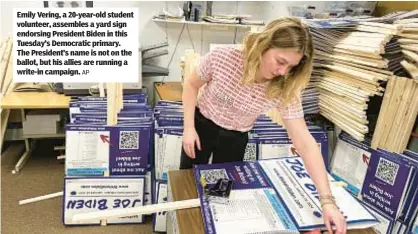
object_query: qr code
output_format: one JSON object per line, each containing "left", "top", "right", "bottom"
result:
{"left": 244, "top": 143, "right": 257, "bottom": 161}
{"left": 375, "top": 157, "right": 399, "bottom": 186}
{"left": 200, "top": 169, "right": 229, "bottom": 184}
{"left": 119, "top": 131, "right": 140, "bottom": 149}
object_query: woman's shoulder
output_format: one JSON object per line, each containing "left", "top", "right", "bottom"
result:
{"left": 210, "top": 45, "right": 244, "bottom": 59}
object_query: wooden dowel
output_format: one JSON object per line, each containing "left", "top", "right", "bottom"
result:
{"left": 72, "top": 198, "right": 201, "bottom": 223}
{"left": 19, "top": 191, "right": 64, "bottom": 205}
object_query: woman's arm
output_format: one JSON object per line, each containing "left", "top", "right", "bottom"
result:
{"left": 182, "top": 67, "right": 208, "bottom": 158}
{"left": 281, "top": 117, "right": 331, "bottom": 196}
{"left": 282, "top": 117, "right": 346, "bottom": 234}
{"left": 183, "top": 67, "right": 207, "bottom": 129}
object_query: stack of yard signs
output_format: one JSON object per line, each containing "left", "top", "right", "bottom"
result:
{"left": 152, "top": 100, "right": 183, "bottom": 232}
{"left": 306, "top": 19, "right": 395, "bottom": 142}
{"left": 301, "top": 80, "right": 320, "bottom": 115}
{"left": 63, "top": 90, "right": 153, "bottom": 226}
{"left": 330, "top": 132, "right": 418, "bottom": 234}
{"left": 250, "top": 114, "right": 330, "bottom": 169}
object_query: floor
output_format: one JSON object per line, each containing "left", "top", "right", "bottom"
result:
{"left": 1, "top": 139, "right": 154, "bottom": 234}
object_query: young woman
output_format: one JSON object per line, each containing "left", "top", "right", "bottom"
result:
{"left": 181, "top": 17, "right": 347, "bottom": 234}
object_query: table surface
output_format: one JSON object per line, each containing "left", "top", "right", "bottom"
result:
{"left": 168, "top": 169, "right": 204, "bottom": 234}
{"left": 154, "top": 82, "right": 183, "bottom": 102}
{"left": 0, "top": 92, "right": 71, "bottom": 109}
{"left": 167, "top": 169, "right": 376, "bottom": 234}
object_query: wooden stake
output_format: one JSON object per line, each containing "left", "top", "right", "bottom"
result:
{"left": 72, "top": 198, "right": 201, "bottom": 223}
{"left": 19, "top": 191, "right": 63, "bottom": 205}
{"left": 98, "top": 83, "right": 105, "bottom": 97}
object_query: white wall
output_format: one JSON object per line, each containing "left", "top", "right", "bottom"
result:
{"left": 0, "top": 1, "right": 327, "bottom": 100}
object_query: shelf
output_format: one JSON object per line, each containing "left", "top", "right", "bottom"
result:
{"left": 152, "top": 18, "right": 263, "bottom": 30}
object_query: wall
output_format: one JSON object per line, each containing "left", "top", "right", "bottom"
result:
{"left": 0, "top": 1, "right": 327, "bottom": 101}
{"left": 374, "top": 1, "right": 418, "bottom": 16}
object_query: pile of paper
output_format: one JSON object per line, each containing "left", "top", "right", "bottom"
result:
{"left": 330, "top": 132, "right": 418, "bottom": 234}
{"left": 63, "top": 93, "right": 153, "bottom": 226}
{"left": 193, "top": 156, "right": 379, "bottom": 233}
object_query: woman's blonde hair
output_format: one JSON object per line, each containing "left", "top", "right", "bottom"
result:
{"left": 242, "top": 17, "right": 314, "bottom": 104}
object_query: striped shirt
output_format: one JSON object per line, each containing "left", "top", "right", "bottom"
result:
{"left": 196, "top": 46, "right": 304, "bottom": 132}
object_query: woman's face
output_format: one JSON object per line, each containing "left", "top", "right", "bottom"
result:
{"left": 259, "top": 48, "right": 303, "bottom": 80}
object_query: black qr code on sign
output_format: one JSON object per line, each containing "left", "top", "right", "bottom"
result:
{"left": 375, "top": 157, "right": 399, "bottom": 186}
{"left": 119, "top": 131, "right": 140, "bottom": 149}
{"left": 200, "top": 169, "right": 229, "bottom": 184}
{"left": 244, "top": 143, "right": 257, "bottom": 161}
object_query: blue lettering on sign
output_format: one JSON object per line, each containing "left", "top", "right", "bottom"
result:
{"left": 66, "top": 199, "right": 108, "bottom": 210}
{"left": 285, "top": 158, "right": 303, "bottom": 166}
{"left": 113, "top": 199, "right": 142, "bottom": 208}
{"left": 286, "top": 158, "right": 319, "bottom": 200}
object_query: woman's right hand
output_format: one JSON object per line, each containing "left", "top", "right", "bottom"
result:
{"left": 182, "top": 127, "right": 201, "bottom": 159}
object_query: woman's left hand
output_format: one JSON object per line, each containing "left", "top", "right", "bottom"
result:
{"left": 322, "top": 204, "right": 347, "bottom": 234}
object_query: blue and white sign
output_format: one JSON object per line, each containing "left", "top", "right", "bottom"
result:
{"left": 63, "top": 176, "right": 145, "bottom": 225}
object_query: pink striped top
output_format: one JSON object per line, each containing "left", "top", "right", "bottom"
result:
{"left": 196, "top": 46, "right": 304, "bottom": 132}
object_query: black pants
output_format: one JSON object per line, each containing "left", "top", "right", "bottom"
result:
{"left": 180, "top": 108, "right": 249, "bottom": 169}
